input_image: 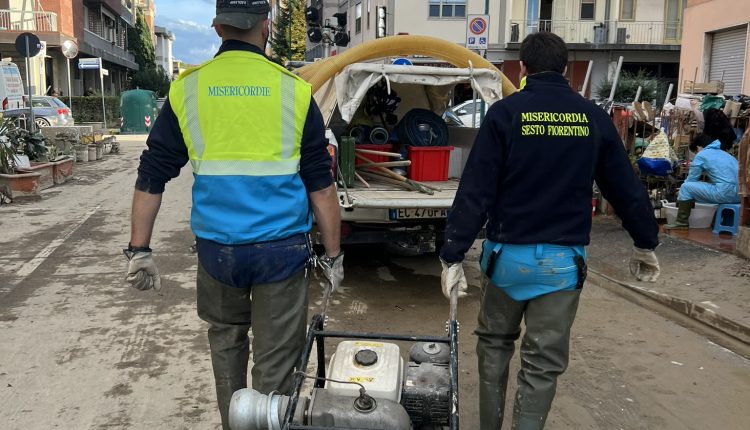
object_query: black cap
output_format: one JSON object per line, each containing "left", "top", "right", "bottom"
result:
{"left": 214, "top": 0, "right": 270, "bottom": 30}
{"left": 354, "top": 349, "right": 378, "bottom": 367}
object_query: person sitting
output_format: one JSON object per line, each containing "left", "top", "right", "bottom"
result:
{"left": 666, "top": 132, "right": 740, "bottom": 229}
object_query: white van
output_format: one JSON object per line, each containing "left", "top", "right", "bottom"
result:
{"left": 0, "top": 61, "right": 24, "bottom": 111}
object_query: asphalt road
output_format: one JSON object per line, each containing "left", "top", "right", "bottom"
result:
{"left": 1, "top": 135, "right": 748, "bottom": 429}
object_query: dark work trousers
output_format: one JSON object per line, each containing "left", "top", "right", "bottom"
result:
{"left": 196, "top": 263, "right": 309, "bottom": 430}
{"left": 476, "top": 276, "right": 581, "bottom": 430}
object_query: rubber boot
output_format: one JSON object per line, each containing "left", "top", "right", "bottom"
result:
{"left": 666, "top": 200, "right": 694, "bottom": 229}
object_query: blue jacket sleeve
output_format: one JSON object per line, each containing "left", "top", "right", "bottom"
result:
{"left": 593, "top": 110, "right": 660, "bottom": 250}
{"left": 135, "top": 98, "right": 189, "bottom": 194}
{"left": 299, "top": 98, "right": 334, "bottom": 193}
{"left": 685, "top": 153, "right": 705, "bottom": 182}
{"left": 440, "top": 106, "right": 507, "bottom": 263}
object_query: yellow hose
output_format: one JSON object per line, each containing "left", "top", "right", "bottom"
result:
{"left": 297, "top": 35, "right": 517, "bottom": 97}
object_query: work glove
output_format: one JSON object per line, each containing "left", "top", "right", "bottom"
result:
{"left": 629, "top": 247, "right": 660, "bottom": 283}
{"left": 124, "top": 247, "right": 162, "bottom": 292}
{"left": 319, "top": 251, "right": 344, "bottom": 293}
{"left": 440, "top": 259, "right": 468, "bottom": 300}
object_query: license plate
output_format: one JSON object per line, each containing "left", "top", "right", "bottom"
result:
{"left": 395, "top": 208, "right": 448, "bottom": 219}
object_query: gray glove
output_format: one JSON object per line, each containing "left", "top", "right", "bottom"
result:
{"left": 440, "top": 259, "right": 468, "bottom": 300}
{"left": 124, "top": 248, "right": 162, "bottom": 291}
{"left": 629, "top": 247, "right": 660, "bottom": 282}
{"left": 319, "top": 252, "right": 344, "bottom": 293}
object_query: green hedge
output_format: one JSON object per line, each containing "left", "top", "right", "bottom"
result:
{"left": 70, "top": 96, "right": 121, "bottom": 124}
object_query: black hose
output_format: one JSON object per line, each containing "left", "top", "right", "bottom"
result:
{"left": 369, "top": 127, "right": 389, "bottom": 145}
{"left": 349, "top": 125, "right": 371, "bottom": 144}
{"left": 395, "top": 109, "right": 449, "bottom": 147}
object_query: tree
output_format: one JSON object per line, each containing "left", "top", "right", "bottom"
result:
{"left": 270, "top": 0, "right": 307, "bottom": 64}
{"left": 130, "top": 67, "right": 172, "bottom": 97}
{"left": 127, "top": 9, "right": 156, "bottom": 70}
{"left": 595, "top": 70, "right": 661, "bottom": 104}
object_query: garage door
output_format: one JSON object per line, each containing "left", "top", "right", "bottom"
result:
{"left": 709, "top": 27, "right": 748, "bottom": 96}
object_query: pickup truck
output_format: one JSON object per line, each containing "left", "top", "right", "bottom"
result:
{"left": 311, "top": 62, "right": 505, "bottom": 254}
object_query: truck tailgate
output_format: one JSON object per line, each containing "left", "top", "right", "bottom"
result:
{"left": 341, "top": 180, "right": 459, "bottom": 209}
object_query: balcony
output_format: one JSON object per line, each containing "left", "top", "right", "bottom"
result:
{"left": 0, "top": 9, "right": 58, "bottom": 32}
{"left": 81, "top": 29, "right": 138, "bottom": 70}
{"left": 508, "top": 20, "right": 682, "bottom": 48}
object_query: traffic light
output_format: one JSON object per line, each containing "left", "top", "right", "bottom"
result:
{"left": 334, "top": 30, "right": 350, "bottom": 47}
{"left": 332, "top": 12, "right": 347, "bottom": 28}
{"left": 376, "top": 6, "right": 387, "bottom": 38}
{"left": 306, "top": 6, "right": 322, "bottom": 43}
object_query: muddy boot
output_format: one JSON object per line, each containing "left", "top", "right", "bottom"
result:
{"left": 666, "top": 200, "right": 694, "bottom": 229}
{"left": 511, "top": 289, "right": 581, "bottom": 430}
{"left": 476, "top": 278, "right": 525, "bottom": 429}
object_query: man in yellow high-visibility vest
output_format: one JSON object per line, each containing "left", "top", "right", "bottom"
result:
{"left": 123, "top": 1, "right": 343, "bottom": 428}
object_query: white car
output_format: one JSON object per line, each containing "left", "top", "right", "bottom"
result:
{"left": 450, "top": 99, "right": 488, "bottom": 127}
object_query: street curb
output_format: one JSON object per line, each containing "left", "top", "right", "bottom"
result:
{"left": 588, "top": 269, "right": 750, "bottom": 346}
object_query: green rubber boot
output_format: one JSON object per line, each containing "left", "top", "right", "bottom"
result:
{"left": 666, "top": 200, "right": 694, "bottom": 229}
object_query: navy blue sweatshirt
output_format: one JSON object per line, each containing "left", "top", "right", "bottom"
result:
{"left": 135, "top": 40, "right": 333, "bottom": 195}
{"left": 440, "top": 72, "right": 659, "bottom": 263}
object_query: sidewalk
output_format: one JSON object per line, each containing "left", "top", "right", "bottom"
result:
{"left": 587, "top": 217, "right": 750, "bottom": 345}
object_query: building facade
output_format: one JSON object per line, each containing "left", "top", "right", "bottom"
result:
{"left": 679, "top": 0, "right": 749, "bottom": 96}
{"left": 306, "top": 0, "right": 686, "bottom": 98}
{"left": 0, "top": 0, "right": 139, "bottom": 97}
{"left": 154, "top": 25, "right": 173, "bottom": 78}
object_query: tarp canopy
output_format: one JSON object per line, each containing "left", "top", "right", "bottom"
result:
{"left": 330, "top": 63, "right": 504, "bottom": 124}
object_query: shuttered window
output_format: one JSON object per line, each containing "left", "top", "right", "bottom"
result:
{"left": 709, "top": 27, "right": 748, "bottom": 96}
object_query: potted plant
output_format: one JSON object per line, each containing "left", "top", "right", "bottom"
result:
{"left": 6, "top": 125, "right": 54, "bottom": 191}
{"left": 0, "top": 118, "right": 42, "bottom": 200}
{"left": 47, "top": 145, "right": 74, "bottom": 185}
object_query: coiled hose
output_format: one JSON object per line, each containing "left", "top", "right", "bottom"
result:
{"left": 395, "top": 109, "right": 449, "bottom": 147}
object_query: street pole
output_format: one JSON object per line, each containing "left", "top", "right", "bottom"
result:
{"left": 99, "top": 58, "right": 107, "bottom": 130}
{"left": 24, "top": 37, "right": 36, "bottom": 131}
{"left": 478, "top": 0, "right": 490, "bottom": 125}
{"left": 66, "top": 57, "right": 72, "bottom": 110}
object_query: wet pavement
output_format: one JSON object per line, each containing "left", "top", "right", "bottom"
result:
{"left": 0, "top": 134, "right": 749, "bottom": 429}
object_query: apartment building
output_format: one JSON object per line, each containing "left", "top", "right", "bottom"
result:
{"left": 679, "top": 0, "right": 749, "bottom": 96}
{"left": 154, "top": 25, "right": 173, "bottom": 77}
{"left": 307, "top": 0, "right": 686, "bottom": 98}
{"left": 0, "top": 0, "right": 139, "bottom": 97}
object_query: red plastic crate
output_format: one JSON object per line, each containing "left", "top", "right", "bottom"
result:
{"left": 407, "top": 146, "right": 454, "bottom": 181}
{"left": 355, "top": 144, "right": 394, "bottom": 166}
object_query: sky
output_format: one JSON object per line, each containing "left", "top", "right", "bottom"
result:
{"left": 154, "top": 0, "right": 220, "bottom": 65}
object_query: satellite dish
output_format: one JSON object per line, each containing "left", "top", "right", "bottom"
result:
{"left": 62, "top": 40, "right": 79, "bottom": 59}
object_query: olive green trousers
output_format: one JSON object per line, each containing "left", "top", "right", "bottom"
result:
{"left": 476, "top": 277, "right": 581, "bottom": 430}
{"left": 196, "top": 264, "right": 309, "bottom": 429}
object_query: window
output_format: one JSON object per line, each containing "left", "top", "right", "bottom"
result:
{"left": 620, "top": 0, "right": 635, "bottom": 20}
{"left": 580, "top": 0, "right": 595, "bottom": 20}
{"left": 429, "top": 0, "right": 466, "bottom": 18}
{"left": 355, "top": 2, "right": 362, "bottom": 34}
{"left": 367, "top": 0, "right": 371, "bottom": 29}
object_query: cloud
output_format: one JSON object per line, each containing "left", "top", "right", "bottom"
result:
{"left": 155, "top": 0, "right": 219, "bottom": 64}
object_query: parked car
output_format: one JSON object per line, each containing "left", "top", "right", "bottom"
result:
{"left": 2, "top": 96, "right": 75, "bottom": 128}
{"left": 450, "top": 99, "right": 488, "bottom": 127}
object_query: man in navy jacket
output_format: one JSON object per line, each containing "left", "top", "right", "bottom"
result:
{"left": 440, "top": 32, "right": 660, "bottom": 429}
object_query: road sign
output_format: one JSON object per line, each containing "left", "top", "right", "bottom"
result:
{"left": 145, "top": 116, "right": 152, "bottom": 128}
{"left": 62, "top": 40, "right": 79, "bottom": 59}
{"left": 15, "top": 33, "right": 42, "bottom": 57}
{"left": 466, "top": 14, "right": 490, "bottom": 50}
{"left": 392, "top": 57, "right": 413, "bottom": 66}
{"left": 78, "top": 58, "right": 101, "bottom": 69}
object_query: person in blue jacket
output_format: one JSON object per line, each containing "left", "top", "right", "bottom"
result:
{"left": 666, "top": 131, "right": 740, "bottom": 229}
{"left": 439, "top": 32, "right": 660, "bottom": 430}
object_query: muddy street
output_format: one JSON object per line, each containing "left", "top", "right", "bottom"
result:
{"left": 1, "top": 135, "right": 748, "bottom": 429}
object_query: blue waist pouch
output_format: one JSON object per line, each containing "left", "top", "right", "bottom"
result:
{"left": 479, "top": 240, "right": 586, "bottom": 301}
